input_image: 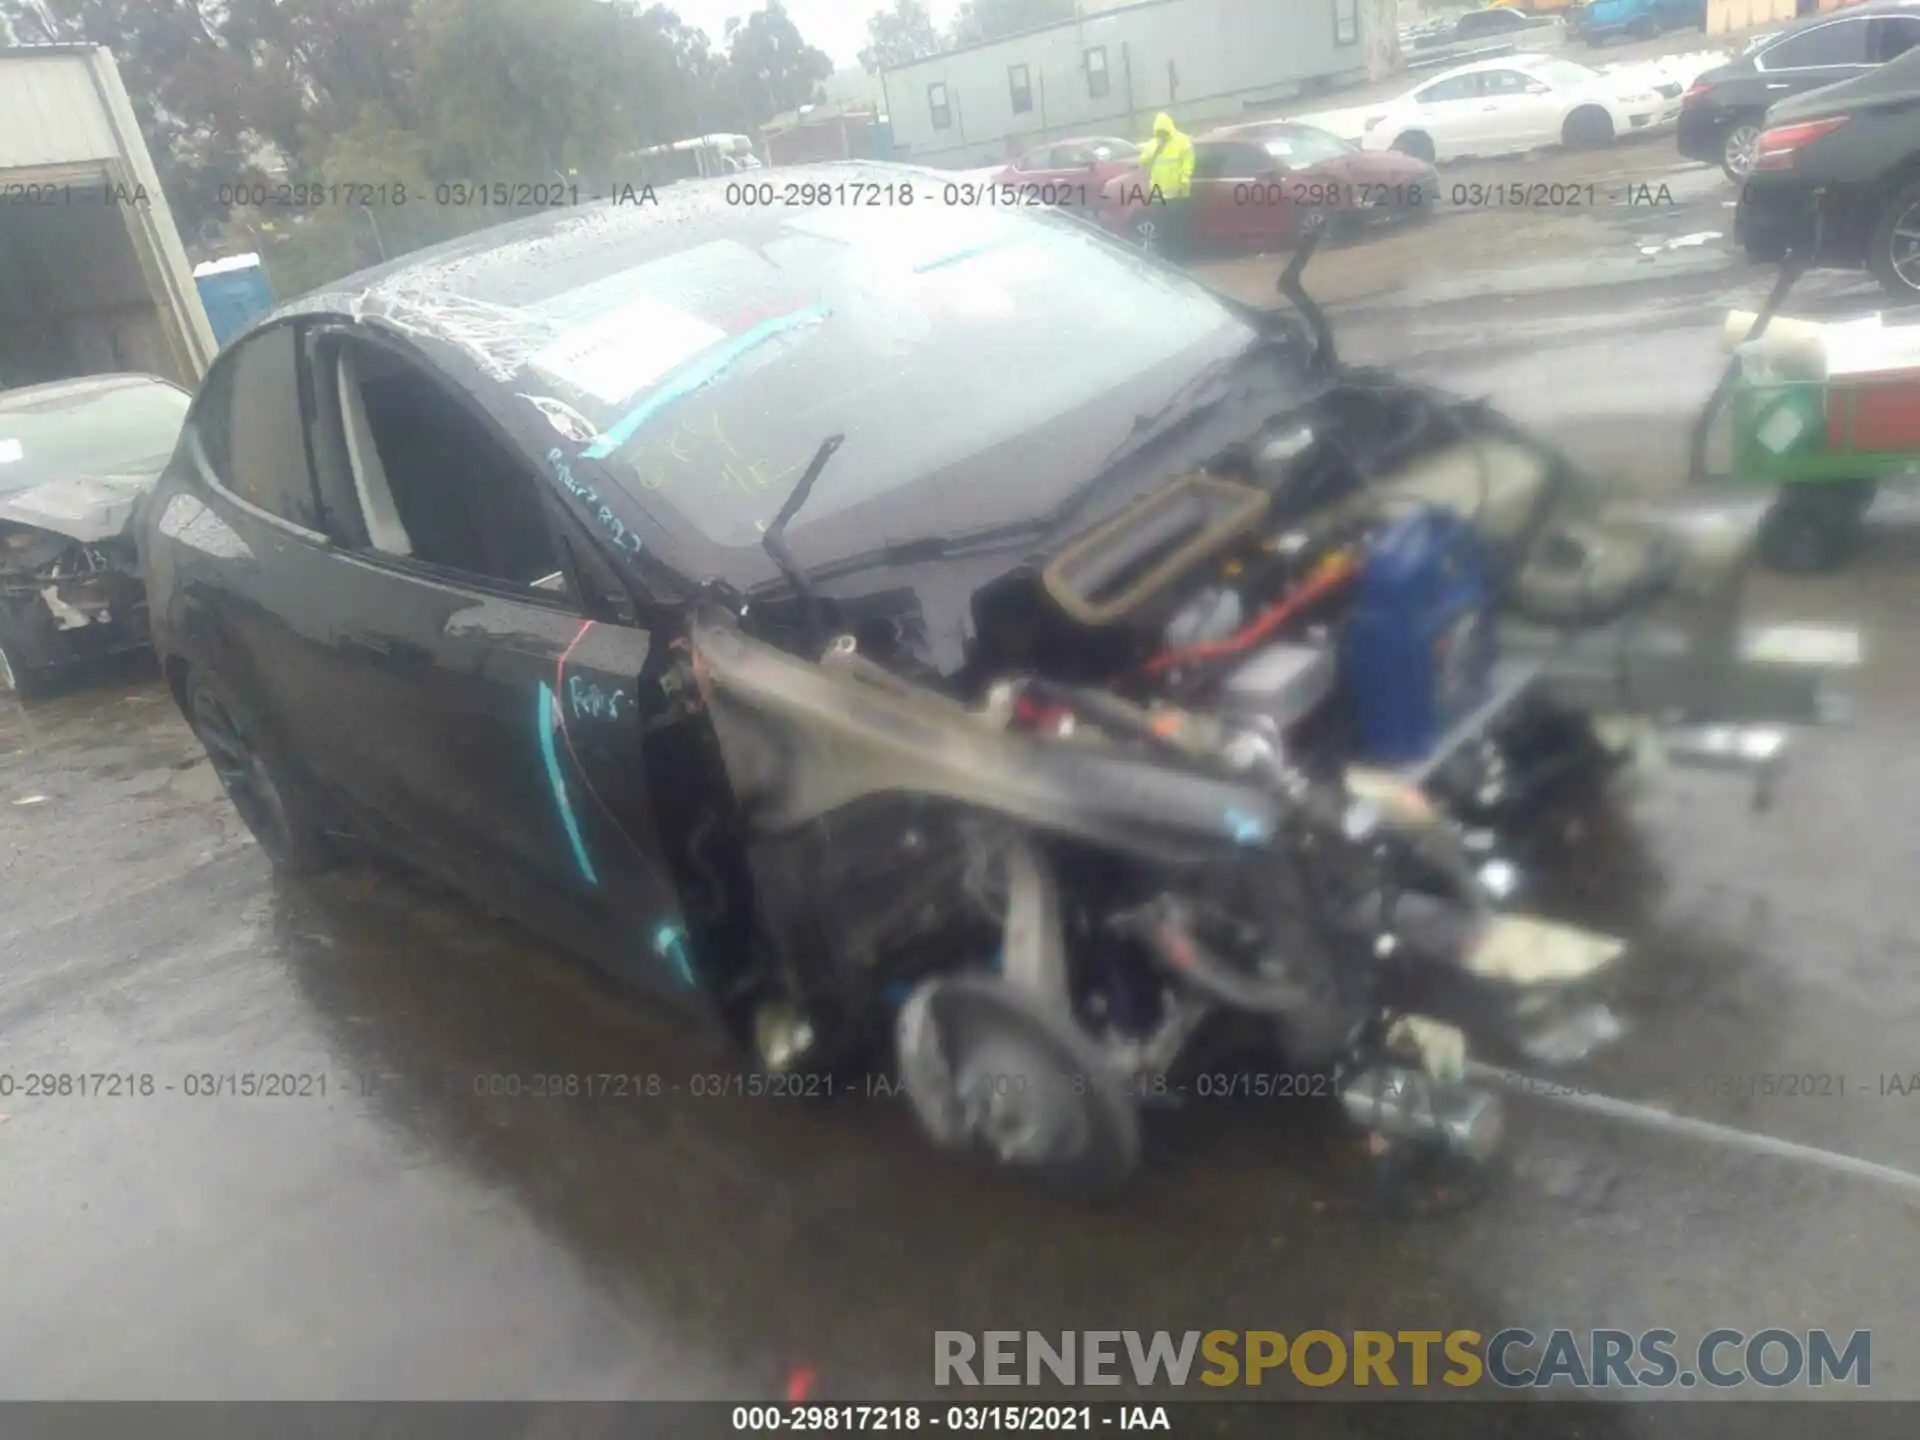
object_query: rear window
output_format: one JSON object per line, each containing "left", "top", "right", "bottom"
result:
{"left": 0, "top": 379, "right": 190, "bottom": 494}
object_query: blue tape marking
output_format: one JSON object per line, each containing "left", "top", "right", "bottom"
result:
{"left": 1224, "top": 807, "right": 1272, "bottom": 847}
{"left": 583, "top": 304, "right": 831, "bottom": 460}
{"left": 652, "top": 921, "right": 697, "bottom": 987}
{"left": 537, "top": 681, "right": 600, "bottom": 886}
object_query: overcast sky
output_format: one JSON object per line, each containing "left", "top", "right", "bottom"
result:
{"left": 665, "top": 0, "right": 964, "bottom": 69}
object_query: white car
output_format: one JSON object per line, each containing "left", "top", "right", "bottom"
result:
{"left": 1358, "top": 53, "right": 1684, "bottom": 162}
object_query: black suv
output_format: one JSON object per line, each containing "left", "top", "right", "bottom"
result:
{"left": 1678, "top": 0, "right": 1920, "bottom": 179}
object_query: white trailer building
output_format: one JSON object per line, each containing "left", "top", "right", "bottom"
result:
{"left": 0, "top": 44, "right": 215, "bottom": 389}
{"left": 881, "top": 0, "right": 1395, "bottom": 167}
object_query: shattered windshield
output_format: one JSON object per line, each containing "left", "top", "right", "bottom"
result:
{"left": 0, "top": 379, "right": 191, "bottom": 494}
{"left": 510, "top": 206, "right": 1256, "bottom": 550}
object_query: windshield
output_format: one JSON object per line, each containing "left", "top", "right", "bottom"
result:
{"left": 0, "top": 379, "right": 190, "bottom": 494}
{"left": 515, "top": 205, "right": 1257, "bottom": 551}
{"left": 1270, "top": 128, "right": 1353, "bottom": 163}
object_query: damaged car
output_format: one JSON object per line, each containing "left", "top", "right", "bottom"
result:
{"left": 0, "top": 372, "right": 191, "bottom": 696}
{"left": 138, "top": 172, "right": 1857, "bottom": 1201}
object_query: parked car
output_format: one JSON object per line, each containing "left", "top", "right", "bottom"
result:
{"left": 1735, "top": 43, "right": 1920, "bottom": 298}
{"left": 989, "top": 135, "right": 1142, "bottom": 207}
{"left": 0, "top": 373, "right": 191, "bottom": 696}
{"left": 1411, "top": 5, "right": 1544, "bottom": 49}
{"left": 1678, "top": 0, "right": 1920, "bottom": 179}
{"left": 1359, "top": 52, "right": 1681, "bottom": 161}
{"left": 1569, "top": 0, "right": 1706, "bottom": 47}
{"left": 1096, "top": 124, "right": 1437, "bottom": 251}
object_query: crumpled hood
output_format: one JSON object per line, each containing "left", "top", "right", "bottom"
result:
{"left": 0, "top": 473, "right": 156, "bottom": 544}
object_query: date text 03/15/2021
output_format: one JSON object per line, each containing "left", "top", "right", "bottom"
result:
{"left": 730, "top": 1405, "right": 1171, "bottom": 1432}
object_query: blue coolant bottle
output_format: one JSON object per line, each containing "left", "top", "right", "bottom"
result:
{"left": 1344, "top": 507, "right": 1496, "bottom": 765}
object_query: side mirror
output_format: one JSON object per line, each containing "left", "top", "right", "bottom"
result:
{"left": 1526, "top": 82, "right": 1551, "bottom": 95}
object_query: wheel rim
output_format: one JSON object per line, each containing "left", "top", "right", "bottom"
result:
{"left": 1134, "top": 216, "right": 1158, "bottom": 243}
{"left": 1725, "top": 124, "right": 1760, "bottom": 177}
{"left": 1888, "top": 201, "right": 1920, "bottom": 291}
{"left": 193, "top": 690, "right": 294, "bottom": 854}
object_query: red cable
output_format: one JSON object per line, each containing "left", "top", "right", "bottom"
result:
{"left": 1141, "top": 556, "right": 1359, "bottom": 677}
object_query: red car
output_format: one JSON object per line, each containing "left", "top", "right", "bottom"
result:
{"left": 987, "top": 135, "right": 1143, "bottom": 210}
{"left": 1095, "top": 122, "right": 1439, "bottom": 252}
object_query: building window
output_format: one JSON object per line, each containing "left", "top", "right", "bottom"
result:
{"left": 1086, "top": 46, "right": 1110, "bottom": 99}
{"left": 1334, "top": 0, "right": 1359, "bottom": 46}
{"left": 928, "top": 81, "right": 952, "bottom": 130}
{"left": 1009, "top": 63, "right": 1033, "bottom": 114}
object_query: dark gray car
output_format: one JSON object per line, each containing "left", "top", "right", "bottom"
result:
{"left": 1734, "top": 42, "right": 1920, "bottom": 298}
{"left": 1678, "top": 0, "right": 1920, "bottom": 178}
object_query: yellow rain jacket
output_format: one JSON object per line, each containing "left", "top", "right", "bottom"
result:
{"left": 1140, "top": 112, "right": 1194, "bottom": 199}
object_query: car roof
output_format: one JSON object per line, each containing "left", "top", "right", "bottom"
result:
{"left": 1198, "top": 121, "right": 1340, "bottom": 145}
{"left": 0, "top": 372, "right": 183, "bottom": 413}
{"left": 1410, "top": 51, "right": 1567, "bottom": 83}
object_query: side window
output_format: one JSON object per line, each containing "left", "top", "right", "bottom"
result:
{"left": 327, "top": 339, "right": 566, "bottom": 594}
{"left": 1481, "top": 69, "right": 1535, "bottom": 95}
{"left": 1869, "top": 15, "right": 1920, "bottom": 63}
{"left": 1009, "top": 63, "right": 1033, "bottom": 114}
{"left": 1334, "top": 0, "right": 1359, "bottom": 46}
{"left": 1194, "top": 143, "right": 1268, "bottom": 181}
{"left": 1416, "top": 74, "right": 1479, "bottom": 104}
{"left": 201, "top": 325, "right": 324, "bottom": 530}
{"left": 1086, "top": 46, "right": 1111, "bottom": 99}
{"left": 1762, "top": 19, "right": 1869, "bottom": 69}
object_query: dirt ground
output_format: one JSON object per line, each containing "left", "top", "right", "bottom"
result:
{"left": 3, "top": 119, "right": 1919, "bottom": 1425}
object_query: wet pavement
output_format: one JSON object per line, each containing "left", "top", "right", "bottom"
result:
{"left": 3, "top": 132, "right": 1920, "bottom": 1418}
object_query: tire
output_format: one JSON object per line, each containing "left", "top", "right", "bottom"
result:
{"left": 1869, "top": 178, "right": 1920, "bottom": 301}
{"left": 896, "top": 974, "right": 1141, "bottom": 1196}
{"left": 186, "top": 670, "right": 338, "bottom": 873}
{"left": 0, "top": 623, "right": 53, "bottom": 699}
{"left": 1630, "top": 14, "right": 1660, "bottom": 41}
{"left": 1720, "top": 121, "right": 1761, "bottom": 182}
{"left": 1391, "top": 131, "right": 1435, "bottom": 164}
{"left": 1758, "top": 490, "right": 1862, "bottom": 574}
{"left": 1562, "top": 106, "right": 1616, "bottom": 150}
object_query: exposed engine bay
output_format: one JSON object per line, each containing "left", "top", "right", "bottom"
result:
{"left": 664, "top": 268, "right": 1859, "bottom": 1202}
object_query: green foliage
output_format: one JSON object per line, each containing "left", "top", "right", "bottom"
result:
{"left": 0, "top": 0, "right": 839, "bottom": 290}
{"left": 859, "top": 0, "right": 943, "bottom": 76}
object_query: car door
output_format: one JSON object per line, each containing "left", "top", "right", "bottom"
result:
{"left": 294, "top": 325, "right": 689, "bottom": 995}
{"left": 1476, "top": 68, "right": 1566, "bottom": 151}
{"left": 1753, "top": 12, "right": 1875, "bottom": 106}
{"left": 1190, "top": 141, "right": 1269, "bottom": 245}
{"left": 1403, "top": 72, "right": 1492, "bottom": 159}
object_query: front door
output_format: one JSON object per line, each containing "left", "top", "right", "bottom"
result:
{"left": 299, "top": 328, "right": 691, "bottom": 996}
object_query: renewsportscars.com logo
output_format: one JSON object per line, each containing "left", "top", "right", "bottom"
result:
{"left": 934, "top": 1329, "right": 1872, "bottom": 1391}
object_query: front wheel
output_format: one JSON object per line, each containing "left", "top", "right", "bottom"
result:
{"left": 0, "top": 618, "right": 52, "bottom": 699}
{"left": 1562, "top": 106, "right": 1616, "bottom": 150}
{"left": 1869, "top": 178, "right": 1920, "bottom": 300}
{"left": 187, "top": 671, "right": 338, "bottom": 872}
{"left": 1128, "top": 210, "right": 1161, "bottom": 255}
{"left": 1391, "top": 132, "right": 1436, "bottom": 164}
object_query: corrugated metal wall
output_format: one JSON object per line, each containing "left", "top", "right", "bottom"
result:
{"left": 883, "top": 0, "right": 1369, "bottom": 166}
{"left": 0, "top": 51, "right": 123, "bottom": 168}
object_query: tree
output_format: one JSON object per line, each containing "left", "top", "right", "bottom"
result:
{"left": 858, "top": 0, "right": 941, "bottom": 74}
{"left": 947, "top": 0, "right": 1072, "bottom": 46}
{"left": 723, "top": 2, "right": 832, "bottom": 126}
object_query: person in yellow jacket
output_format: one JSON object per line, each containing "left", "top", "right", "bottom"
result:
{"left": 1136, "top": 112, "right": 1196, "bottom": 256}
{"left": 1140, "top": 111, "right": 1195, "bottom": 198}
